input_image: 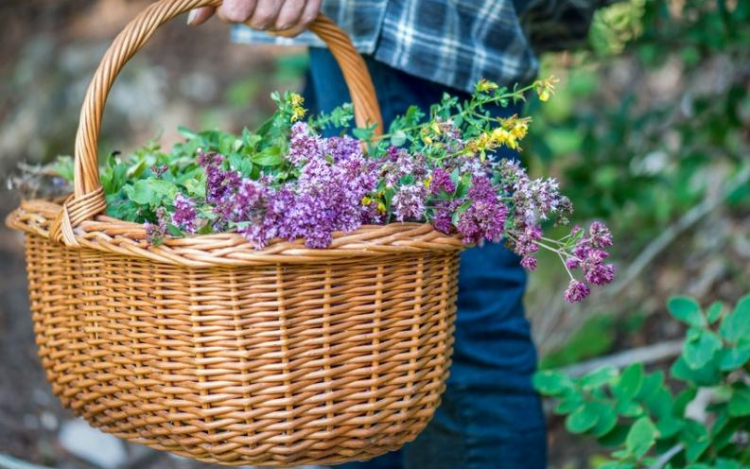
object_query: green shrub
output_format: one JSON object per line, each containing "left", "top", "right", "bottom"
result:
{"left": 534, "top": 294, "right": 750, "bottom": 469}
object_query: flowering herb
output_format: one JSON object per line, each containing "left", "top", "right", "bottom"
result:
{"left": 53, "top": 78, "right": 615, "bottom": 302}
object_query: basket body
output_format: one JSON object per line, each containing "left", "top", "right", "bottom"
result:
{"left": 22, "top": 226, "right": 459, "bottom": 466}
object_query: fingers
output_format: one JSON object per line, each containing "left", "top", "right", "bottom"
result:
{"left": 189, "top": 0, "right": 322, "bottom": 36}
{"left": 218, "top": 0, "right": 258, "bottom": 23}
{"left": 272, "top": 0, "right": 322, "bottom": 37}
{"left": 186, "top": 6, "right": 216, "bottom": 26}
{"left": 244, "top": 0, "right": 284, "bottom": 30}
{"left": 275, "top": 0, "right": 305, "bottom": 31}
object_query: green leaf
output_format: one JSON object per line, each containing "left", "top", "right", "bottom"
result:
{"left": 597, "top": 424, "right": 629, "bottom": 448}
{"left": 683, "top": 329, "right": 722, "bottom": 370}
{"left": 565, "top": 402, "right": 600, "bottom": 434}
{"left": 613, "top": 363, "right": 644, "bottom": 402}
{"left": 728, "top": 386, "right": 750, "bottom": 416}
{"left": 642, "top": 385, "right": 673, "bottom": 419}
{"left": 673, "top": 387, "right": 698, "bottom": 416}
{"left": 656, "top": 415, "right": 683, "bottom": 439}
{"left": 625, "top": 416, "right": 657, "bottom": 459}
{"left": 252, "top": 146, "right": 283, "bottom": 166}
{"left": 126, "top": 179, "right": 178, "bottom": 207}
{"left": 671, "top": 356, "right": 722, "bottom": 386}
{"left": 667, "top": 296, "right": 705, "bottom": 327}
{"left": 718, "top": 343, "right": 750, "bottom": 371}
{"left": 706, "top": 301, "right": 724, "bottom": 324}
{"left": 554, "top": 394, "right": 584, "bottom": 414}
{"left": 680, "top": 419, "right": 710, "bottom": 462}
{"left": 636, "top": 371, "right": 664, "bottom": 401}
{"left": 616, "top": 400, "right": 644, "bottom": 418}
{"left": 390, "top": 130, "right": 407, "bottom": 146}
{"left": 719, "top": 294, "right": 750, "bottom": 343}
{"left": 177, "top": 125, "right": 199, "bottom": 140}
{"left": 591, "top": 403, "right": 618, "bottom": 437}
{"left": 580, "top": 366, "right": 618, "bottom": 390}
{"left": 532, "top": 370, "right": 574, "bottom": 396}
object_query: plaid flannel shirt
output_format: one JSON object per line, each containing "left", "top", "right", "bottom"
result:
{"left": 231, "top": 0, "right": 610, "bottom": 93}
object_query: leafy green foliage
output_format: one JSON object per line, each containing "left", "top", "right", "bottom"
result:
{"left": 534, "top": 294, "right": 750, "bottom": 468}
{"left": 526, "top": 0, "right": 750, "bottom": 251}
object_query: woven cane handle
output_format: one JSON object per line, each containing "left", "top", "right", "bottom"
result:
{"left": 71, "top": 0, "right": 383, "bottom": 202}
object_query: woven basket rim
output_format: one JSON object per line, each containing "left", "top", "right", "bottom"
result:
{"left": 7, "top": 197, "right": 465, "bottom": 267}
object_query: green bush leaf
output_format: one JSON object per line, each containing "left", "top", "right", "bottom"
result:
{"left": 566, "top": 402, "right": 600, "bottom": 434}
{"left": 532, "top": 370, "right": 574, "bottom": 396}
{"left": 728, "top": 386, "right": 750, "bottom": 417}
{"left": 683, "top": 329, "right": 722, "bottom": 370}
{"left": 667, "top": 296, "right": 705, "bottom": 327}
{"left": 655, "top": 415, "right": 683, "bottom": 439}
{"left": 671, "top": 356, "right": 722, "bottom": 386}
{"left": 625, "top": 416, "right": 657, "bottom": 459}
{"left": 591, "top": 403, "right": 618, "bottom": 437}
{"left": 719, "top": 294, "right": 750, "bottom": 343}
{"left": 613, "top": 363, "right": 644, "bottom": 402}
{"left": 718, "top": 343, "right": 750, "bottom": 371}
{"left": 580, "top": 366, "right": 618, "bottom": 390}
{"left": 680, "top": 419, "right": 710, "bottom": 462}
{"left": 706, "top": 301, "right": 724, "bottom": 324}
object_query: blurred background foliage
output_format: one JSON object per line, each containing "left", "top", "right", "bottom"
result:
{"left": 0, "top": 0, "right": 749, "bottom": 468}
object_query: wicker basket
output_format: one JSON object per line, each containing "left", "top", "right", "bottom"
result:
{"left": 6, "top": 0, "right": 464, "bottom": 466}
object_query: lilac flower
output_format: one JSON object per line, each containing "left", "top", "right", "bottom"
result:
{"left": 172, "top": 193, "right": 198, "bottom": 234}
{"left": 381, "top": 147, "right": 427, "bottom": 187}
{"left": 432, "top": 200, "right": 459, "bottom": 234}
{"left": 468, "top": 174, "right": 496, "bottom": 202}
{"left": 511, "top": 223, "right": 542, "bottom": 257}
{"left": 585, "top": 263, "right": 615, "bottom": 286}
{"left": 589, "top": 221, "right": 613, "bottom": 248}
{"left": 324, "top": 135, "right": 362, "bottom": 161}
{"left": 520, "top": 256, "right": 538, "bottom": 271}
{"left": 392, "top": 185, "right": 426, "bottom": 221}
{"left": 457, "top": 199, "right": 508, "bottom": 244}
{"left": 564, "top": 280, "right": 591, "bottom": 303}
{"left": 288, "top": 122, "right": 322, "bottom": 165}
{"left": 430, "top": 168, "right": 455, "bottom": 195}
{"left": 145, "top": 207, "right": 168, "bottom": 244}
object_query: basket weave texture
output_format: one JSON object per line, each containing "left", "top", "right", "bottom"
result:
{"left": 6, "top": 0, "right": 464, "bottom": 466}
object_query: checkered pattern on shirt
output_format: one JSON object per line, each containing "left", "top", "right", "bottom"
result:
{"left": 231, "top": 0, "right": 610, "bottom": 93}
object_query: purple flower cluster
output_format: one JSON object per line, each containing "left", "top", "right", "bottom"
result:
{"left": 141, "top": 118, "right": 615, "bottom": 304}
{"left": 562, "top": 222, "right": 616, "bottom": 302}
{"left": 190, "top": 129, "right": 379, "bottom": 248}
{"left": 145, "top": 207, "right": 168, "bottom": 244}
{"left": 456, "top": 175, "right": 508, "bottom": 244}
{"left": 172, "top": 193, "right": 197, "bottom": 234}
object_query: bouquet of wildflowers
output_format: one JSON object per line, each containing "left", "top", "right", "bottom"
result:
{"left": 51, "top": 77, "right": 614, "bottom": 302}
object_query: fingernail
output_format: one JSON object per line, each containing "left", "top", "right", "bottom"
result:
{"left": 187, "top": 9, "right": 198, "bottom": 25}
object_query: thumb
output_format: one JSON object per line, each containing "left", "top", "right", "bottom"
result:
{"left": 187, "top": 7, "right": 216, "bottom": 26}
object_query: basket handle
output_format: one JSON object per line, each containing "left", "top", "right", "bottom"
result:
{"left": 51, "top": 0, "right": 383, "bottom": 246}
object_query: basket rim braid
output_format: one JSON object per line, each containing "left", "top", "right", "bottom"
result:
{"left": 5, "top": 0, "right": 462, "bottom": 264}
{"left": 7, "top": 1, "right": 463, "bottom": 466}
{"left": 7, "top": 200, "right": 463, "bottom": 266}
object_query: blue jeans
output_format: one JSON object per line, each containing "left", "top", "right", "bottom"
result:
{"left": 303, "top": 48, "right": 547, "bottom": 469}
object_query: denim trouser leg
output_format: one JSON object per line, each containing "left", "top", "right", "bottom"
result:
{"left": 304, "top": 48, "right": 547, "bottom": 469}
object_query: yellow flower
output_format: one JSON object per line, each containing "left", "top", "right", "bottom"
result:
{"left": 535, "top": 76, "right": 559, "bottom": 102}
{"left": 377, "top": 202, "right": 387, "bottom": 214}
{"left": 424, "top": 175, "right": 433, "bottom": 188}
{"left": 421, "top": 127, "right": 434, "bottom": 145}
{"left": 289, "top": 93, "right": 306, "bottom": 122}
{"left": 491, "top": 128, "right": 518, "bottom": 150}
{"left": 476, "top": 78, "right": 499, "bottom": 93}
{"left": 361, "top": 196, "right": 372, "bottom": 206}
{"left": 289, "top": 92, "right": 304, "bottom": 107}
{"left": 511, "top": 119, "right": 529, "bottom": 140}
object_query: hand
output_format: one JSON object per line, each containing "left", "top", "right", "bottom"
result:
{"left": 187, "top": 0, "right": 322, "bottom": 36}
